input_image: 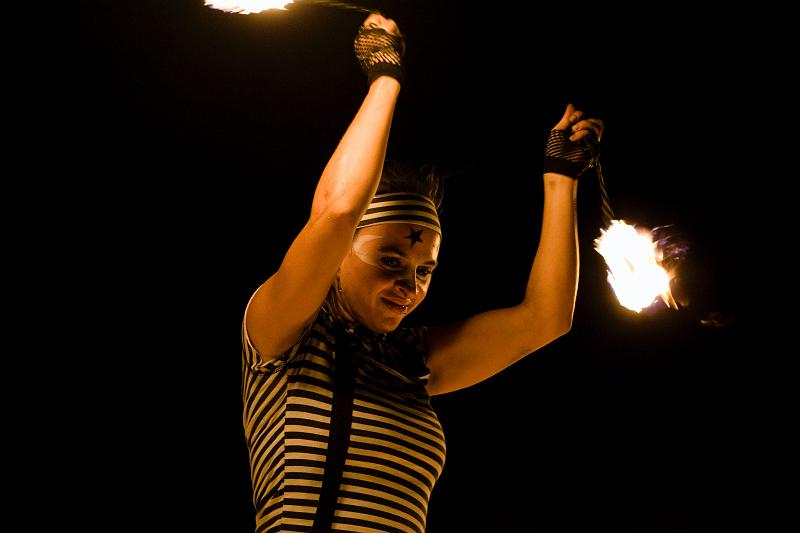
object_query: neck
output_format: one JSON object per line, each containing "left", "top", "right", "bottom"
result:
{"left": 325, "top": 282, "right": 358, "bottom": 326}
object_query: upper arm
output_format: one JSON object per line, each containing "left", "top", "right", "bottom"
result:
{"left": 246, "top": 210, "right": 357, "bottom": 361}
{"left": 425, "top": 303, "right": 571, "bottom": 396}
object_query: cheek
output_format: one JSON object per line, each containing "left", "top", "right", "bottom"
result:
{"left": 343, "top": 259, "right": 392, "bottom": 294}
{"left": 365, "top": 265, "right": 418, "bottom": 288}
{"left": 341, "top": 258, "right": 369, "bottom": 293}
{"left": 417, "top": 278, "right": 431, "bottom": 296}
{"left": 374, "top": 268, "right": 404, "bottom": 285}
{"left": 409, "top": 282, "right": 430, "bottom": 309}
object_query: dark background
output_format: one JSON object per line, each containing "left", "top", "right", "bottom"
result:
{"left": 76, "top": 1, "right": 769, "bottom": 531}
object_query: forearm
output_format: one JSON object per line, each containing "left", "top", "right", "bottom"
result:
{"left": 310, "top": 77, "right": 401, "bottom": 221}
{"left": 425, "top": 173, "right": 579, "bottom": 395}
{"left": 522, "top": 173, "right": 579, "bottom": 330}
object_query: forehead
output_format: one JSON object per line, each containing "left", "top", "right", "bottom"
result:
{"left": 358, "top": 223, "right": 441, "bottom": 257}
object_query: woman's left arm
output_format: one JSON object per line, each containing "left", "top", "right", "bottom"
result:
{"left": 425, "top": 104, "right": 604, "bottom": 396}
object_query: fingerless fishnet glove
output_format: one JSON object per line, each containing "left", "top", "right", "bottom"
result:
{"left": 354, "top": 26, "right": 405, "bottom": 86}
{"left": 542, "top": 129, "right": 600, "bottom": 179}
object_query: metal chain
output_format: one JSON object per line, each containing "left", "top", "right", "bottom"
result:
{"left": 594, "top": 158, "right": 615, "bottom": 227}
{"left": 300, "top": 0, "right": 373, "bottom": 13}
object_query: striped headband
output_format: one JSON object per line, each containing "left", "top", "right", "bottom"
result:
{"left": 357, "top": 192, "right": 441, "bottom": 234}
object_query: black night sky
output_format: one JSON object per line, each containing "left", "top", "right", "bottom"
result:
{"left": 77, "top": 1, "right": 770, "bottom": 531}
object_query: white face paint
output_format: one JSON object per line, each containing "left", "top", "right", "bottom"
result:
{"left": 350, "top": 225, "right": 440, "bottom": 292}
{"left": 351, "top": 234, "right": 385, "bottom": 268}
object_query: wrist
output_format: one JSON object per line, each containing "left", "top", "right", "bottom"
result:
{"left": 542, "top": 157, "right": 581, "bottom": 180}
{"left": 368, "top": 75, "right": 401, "bottom": 94}
{"left": 367, "top": 64, "right": 404, "bottom": 87}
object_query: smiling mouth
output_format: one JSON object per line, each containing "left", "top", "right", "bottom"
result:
{"left": 381, "top": 298, "right": 408, "bottom": 315}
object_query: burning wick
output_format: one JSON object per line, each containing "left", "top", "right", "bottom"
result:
{"left": 205, "top": 1, "right": 291, "bottom": 13}
{"left": 593, "top": 220, "right": 679, "bottom": 313}
{"left": 204, "top": 0, "right": 371, "bottom": 14}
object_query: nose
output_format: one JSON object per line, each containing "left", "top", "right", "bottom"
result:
{"left": 395, "top": 274, "right": 417, "bottom": 299}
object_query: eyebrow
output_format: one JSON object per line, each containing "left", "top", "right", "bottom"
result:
{"left": 378, "top": 245, "right": 438, "bottom": 267}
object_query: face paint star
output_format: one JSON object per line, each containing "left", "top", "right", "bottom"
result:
{"left": 404, "top": 228, "right": 424, "bottom": 248}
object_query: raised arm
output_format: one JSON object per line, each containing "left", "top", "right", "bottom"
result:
{"left": 425, "top": 104, "right": 605, "bottom": 395}
{"left": 246, "top": 14, "right": 405, "bottom": 360}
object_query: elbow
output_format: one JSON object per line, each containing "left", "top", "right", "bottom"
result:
{"left": 551, "top": 307, "right": 574, "bottom": 339}
{"left": 530, "top": 290, "right": 575, "bottom": 339}
{"left": 313, "top": 203, "right": 363, "bottom": 228}
{"left": 517, "top": 303, "right": 573, "bottom": 354}
{"left": 528, "top": 317, "right": 572, "bottom": 354}
{"left": 310, "top": 186, "right": 367, "bottom": 226}
{"left": 554, "top": 315, "right": 573, "bottom": 339}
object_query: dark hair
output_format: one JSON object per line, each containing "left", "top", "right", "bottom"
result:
{"left": 377, "top": 161, "right": 444, "bottom": 213}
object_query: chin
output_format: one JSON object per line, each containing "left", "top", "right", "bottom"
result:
{"left": 372, "top": 321, "right": 400, "bottom": 334}
{"left": 369, "top": 315, "right": 404, "bottom": 334}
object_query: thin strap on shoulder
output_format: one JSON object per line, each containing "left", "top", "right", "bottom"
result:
{"left": 311, "top": 325, "right": 355, "bottom": 531}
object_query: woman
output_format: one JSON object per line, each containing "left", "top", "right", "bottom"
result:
{"left": 241, "top": 12, "right": 604, "bottom": 533}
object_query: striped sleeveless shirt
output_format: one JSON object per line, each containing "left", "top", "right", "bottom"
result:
{"left": 242, "top": 298, "right": 446, "bottom": 532}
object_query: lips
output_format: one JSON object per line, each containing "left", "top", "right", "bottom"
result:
{"left": 381, "top": 297, "right": 410, "bottom": 314}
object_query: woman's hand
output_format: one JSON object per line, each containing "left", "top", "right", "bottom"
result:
{"left": 543, "top": 103, "right": 605, "bottom": 179}
{"left": 354, "top": 13, "right": 406, "bottom": 85}
{"left": 552, "top": 103, "right": 605, "bottom": 143}
{"left": 361, "top": 12, "right": 402, "bottom": 38}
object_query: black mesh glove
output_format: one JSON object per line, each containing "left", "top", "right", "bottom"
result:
{"left": 542, "top": 129, "right": 600, "bottom": 179}
{"left": 353, "top": 26, "right": 405, "bottom": 86}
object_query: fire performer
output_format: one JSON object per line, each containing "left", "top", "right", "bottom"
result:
{"left": 241, "top": 12, "right": 604, "bottom": 532}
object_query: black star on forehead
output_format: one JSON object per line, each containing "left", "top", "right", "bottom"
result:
{"left": 404, "top": 228, "right": 424, "bottom": 247}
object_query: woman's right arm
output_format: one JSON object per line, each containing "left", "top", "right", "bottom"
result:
{"left": 246, "top": 15, "right": 403, "bottom": 360}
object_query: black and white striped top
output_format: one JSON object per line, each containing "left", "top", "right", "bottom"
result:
{"left": 242, "top": 300, "right": 446, "bottom": 532}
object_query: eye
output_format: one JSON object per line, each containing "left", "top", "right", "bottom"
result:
{"left": 416, "top": 266, "right": 433, "bottom": 278}
{"left": 380, "top": 256, "right": 402, "bottom": 269}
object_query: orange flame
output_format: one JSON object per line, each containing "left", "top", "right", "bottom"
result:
{"left": 204, "top": 1, "right": 293, "bottom": 14}
{"left": 594, "top": 220, "right": 678, "bottom": 313}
